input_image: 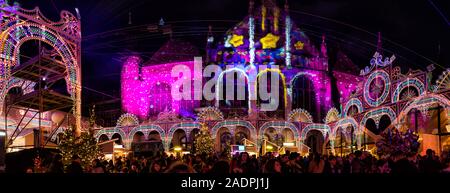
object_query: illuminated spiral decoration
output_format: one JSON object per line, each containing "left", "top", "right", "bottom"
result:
{"left": 364, "top": 70, "right": 390, "bottom": 107}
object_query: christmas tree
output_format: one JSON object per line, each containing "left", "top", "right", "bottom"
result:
{"left": 58, "top": 128, "right": 100, "bottom": 170}
{"left": 194, "top": 123, "right": 214, "bottom": 155}
{"left": 376, "top": 128, "right": 420, "bottom": 157}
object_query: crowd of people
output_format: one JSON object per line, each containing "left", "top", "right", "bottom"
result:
{"left": 27, "top": 149, "right": 450, "bottom": 174}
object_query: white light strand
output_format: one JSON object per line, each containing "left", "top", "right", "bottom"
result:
{"left": 285, "top": 16, "right": 292, "bottom": 68}
{"left": 249, "top": 16, "right": 255, "bottom": 66}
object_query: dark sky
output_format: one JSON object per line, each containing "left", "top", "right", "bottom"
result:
{"left": 15, "top": 0, "right": 450, "bottom": 111}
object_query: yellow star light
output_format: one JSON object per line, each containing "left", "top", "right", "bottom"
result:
{"left": 260, "top": 33, "right": 280, "bottom": 49}
{"left": 229, "top": 34, "right": 244, "bottom": 47}
{"left": 294, "top": 41, "right": 304, "bottom": 50}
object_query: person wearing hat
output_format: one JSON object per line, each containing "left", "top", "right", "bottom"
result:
{"left": 66, "top": 155, "right": 83, "bottom": 174}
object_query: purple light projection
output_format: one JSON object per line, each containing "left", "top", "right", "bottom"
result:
{"left": 121, "top": 56, "right": 199, "bottom": 119}
{"left": 333, "top": 71, "right": 363, "bottom": 103}
{"left": 285, "top": 69, "right": 333, "bottom": 111}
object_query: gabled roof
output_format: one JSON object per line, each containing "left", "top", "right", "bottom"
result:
{"left": 144, "top": 39, "right": 199, "bottom": 65}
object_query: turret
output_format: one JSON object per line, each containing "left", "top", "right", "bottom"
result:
{"left": 376, "top": 31, "right": 382, "bottom": 55}
{"left": 321, "top": 34, "right": 328, "bottom": 58}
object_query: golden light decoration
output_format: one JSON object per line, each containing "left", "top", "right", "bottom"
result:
{"left": 294, "top": 41, "right": 304, "bottom": 50}
{"left": 261, "top": 5, "right": 266, "bottom": 31}
{"left": 260, "top": 33, "right": 280, "bottom": 49}
{"left": 229, "top": 34, "right": 244, "bottom": 47}
{"left": 255, "top": 68, "right": 288, "bottom": 110}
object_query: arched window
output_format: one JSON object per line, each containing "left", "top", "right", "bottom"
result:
{"left": 219, "top": 71, "right": 249, "bottom": 116}
{"left": 305, "top": 130, "right": 324, "bottom": 154}
{"left": 111, "top": 133, "right": 123, "bottom": 145}
{"left": 257, "top": 71, "right": 286, "bottom": 118}
{"left": 149, "top": 82, "right": 172, "bottom": 117}
{"left": 292, "top": 76, "right": 318, "bottom": 122}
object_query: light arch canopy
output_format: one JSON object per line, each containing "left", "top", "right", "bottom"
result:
{"left": 392, "top": 78, "right": 425, "bottom": 103}
{"left": 1, "top": 7, "right": 81, "bottom": 132}
{"left": 332, "top": 117, "right": 359, "bottom": 139}
{"left": 215, "top": 68, "right": 251, "bottom": 111}
{"left": 343, "top": 98, "right": 364, "bottom": 117}
{"left": 211, "top": 120, "right": 257, "bottom": 139}
{"left": 258, "top": 121, "right": 300, "bottom": 141}
{"left": 300, "top": 124, "right": 331, "bottom": 141}
{"left": 167, "top": 122, "right": 201, "bottom": 141}
{"left": 128, "top": 125, "right": 166, "bottom": 142}
{"left": 360, "top": 107, "right": 396, "bottom": 130}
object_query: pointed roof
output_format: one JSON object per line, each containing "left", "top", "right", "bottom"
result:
{"left": 334, "top": 50, "right": 360, "bottom": 75}
{"left": 144, "top": 39, "right": 199, "bottom": 65}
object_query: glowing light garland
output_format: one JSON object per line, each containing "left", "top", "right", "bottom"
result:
{"left": 288, "top": 108, "right": 313, "bottom": 123}
{"left": 364, "top": 70, "right": 391, "bottom": 107}
{"left": 249, "top": 16, "right": 255, "bottom": 66}
{"left": 0, "top": 4, "right": 82, "bottom": 133}
{"left": 300, "top": 124, "right": 330, "bottom": 141}
{"left": 343, "top": 98, "right": 364, "bottom": 117}
{"left": 285, "top": 15, "right": 291, "bottom": 68}
{"left": 211, "top": 120, "right": 256, "bottom": 139}
{"left": 116, "top": 113, "right": 139, "bottom": 127}
{"left": 215, "top": 67, "right": 252, "bottom": 112}
{"left": 256, "top": 68, "right": 288, "bottom": 111}
{"left": 258, "top": 121, "right": 300, "bottom": 149}
{"left": 360, "top": 107, "right": 396, "bottom": 129}
{"left": 324, "top": 107, "right": 340, "bottom": 123}
{"left": 392, "top": 78, "right": 425, "bottom": 103}
{"left": 197, "top": 106, "right": 224, "bottom": 121}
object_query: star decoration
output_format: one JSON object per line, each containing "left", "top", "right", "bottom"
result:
{"left": 294, "top": 41, "right": 304, "bottom": 50}
{"left": 229, "top": 34, "right": 244, "bottom": 47}
{"left": 260, "top": 33, "right": 280, "bottom": 49}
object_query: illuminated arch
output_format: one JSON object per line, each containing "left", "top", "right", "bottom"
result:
{"left": 343, "top": 98, "right": 364, "bottom": 117}
{"left": 300, "top": 124, "right": 331, "bottom": 143}
{"left": 0, "top": 6, "right": 81, "bottom": 133}
{"left": 259, "top": 121, "right": 299, "bottom": 140}
{"left": 332, "top": 117, "right": 359, "bottom": 139}
{"left": 167, "top": 122, "right": 201, "bottom": 142}
{"left": 434, "top": 69, "right": 450, "bottom": 92}
{"left": 215, "top": 67, "right": 251, "bottom": 113}
{"left": 256, "top": 68, "right": 288, "bottom": 110}
{"left": 392, "top": 93, "right": 450, "bottom": 127}
{"left": 289, "top": 72, "right": 318, "bottom": 87}
{"left": 116, "top": 113, "right": 139, "bottom": 127}
{"left": 95, "top": 127, "right": 127, "bottom": 145}
{"left": 211, "top": 120, "right": 256, "bottom": 139}
{"left": 288, "top": 108, "right": 313, "bottom": 123}
{"left": 197, "top": 106, "right": 224, "bottom": 121}
{"left": 128, "top": 124, "right": 166, "bottom": 147}
{"left": 360, "top": 107, "right": 396, "bottom": 130}
{"left": 392, "top": 78, "right": 425, "bottom": 103}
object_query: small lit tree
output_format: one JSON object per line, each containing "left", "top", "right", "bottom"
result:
{"left": 194, "top": 123, "right": 214, "bottom": 155}
{"left": 58, "top": 128, "right": 100, "bottom": 170}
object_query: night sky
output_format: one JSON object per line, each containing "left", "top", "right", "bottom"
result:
{"left": 15, "top": 0, "right": 450, "bottom": 114}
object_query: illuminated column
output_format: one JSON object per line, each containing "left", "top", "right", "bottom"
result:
{"left": 284, "top": 2, "right": 292, "bottom": 68}
{"left": 248, "top": 0, "right": 255, "bottom": 67}
{"left": 164, "top": 138, "right": 170, "bottom": 152}
{"left": 330, "top": 139, "right": 335, "bottom": 155}
{"left": 357, "top": 127, "right": 362, "bottom": 149}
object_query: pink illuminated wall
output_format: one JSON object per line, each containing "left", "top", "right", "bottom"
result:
{"left": 285, "top": 69, "right": 333, "bottom": 114}
{"left": 333, "top": 71, "right": 363, "bottom": 103}
{"left": 121, "top": 56, "right": 199, "bottom": 119}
